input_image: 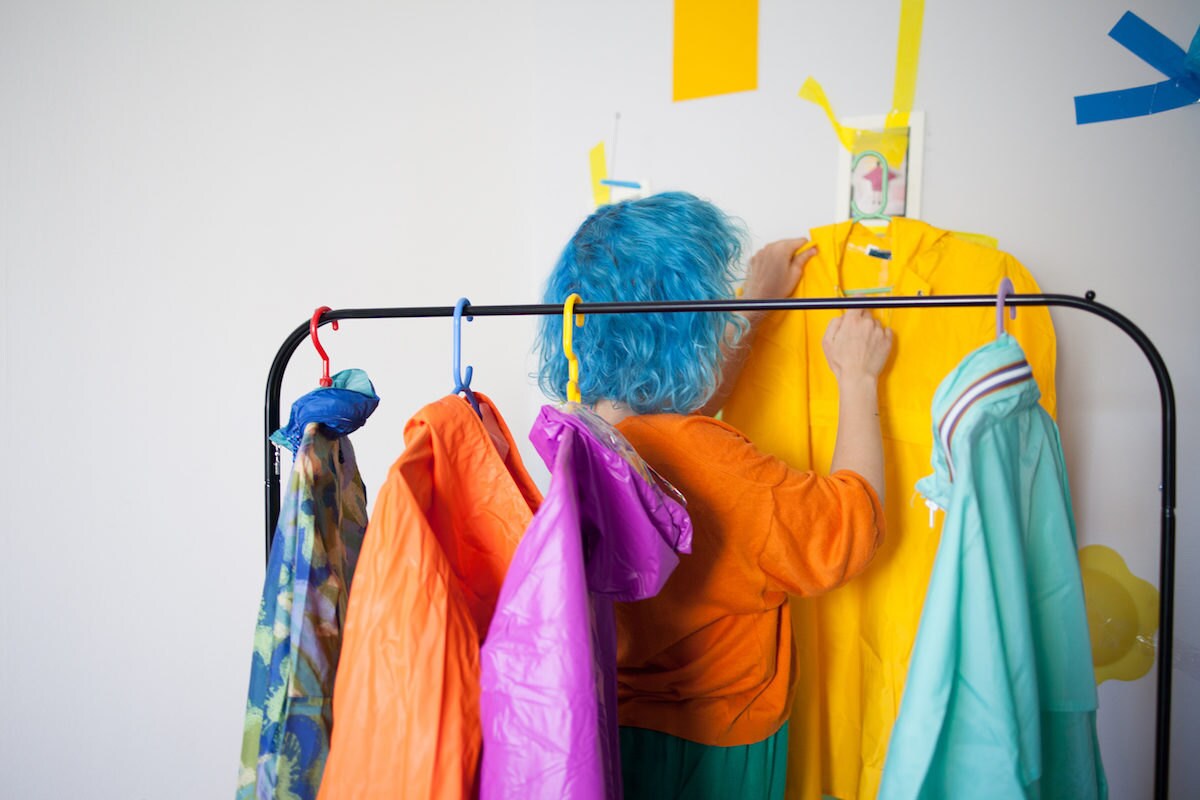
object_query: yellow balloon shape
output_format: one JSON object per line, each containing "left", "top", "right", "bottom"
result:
{"left": 1079, "top": 545, "right": 1159, "bottom": 683}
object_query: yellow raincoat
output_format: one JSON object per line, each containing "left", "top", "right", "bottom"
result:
{"left": 722, "top": 218, "right": 1057, "bottom": 800}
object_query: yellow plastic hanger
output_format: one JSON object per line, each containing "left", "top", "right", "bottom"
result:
{"left": 562, "top": 293, "right": 585, "bottom": 403}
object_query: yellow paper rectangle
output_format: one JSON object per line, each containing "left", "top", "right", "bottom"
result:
{"left": 673, "top": 0, "right": 758, "bottom": 102}
{"left": 589, "top": 142, "right": 610, "bottom": 207}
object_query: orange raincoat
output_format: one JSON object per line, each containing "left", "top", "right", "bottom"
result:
{"left": 318, "top": 394, "right": 541, "bottom": 799}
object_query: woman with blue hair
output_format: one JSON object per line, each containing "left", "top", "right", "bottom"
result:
{"left": 536, "top": 191, "right": 891, "bottom": 799}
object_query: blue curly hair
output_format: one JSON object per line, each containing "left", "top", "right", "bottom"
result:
{"left": 535, "top": 191, "right": 747, "bottom": 414}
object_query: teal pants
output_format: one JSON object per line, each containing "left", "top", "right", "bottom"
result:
{"left": 619, "top": 723, "right": 789, "bottom": 800}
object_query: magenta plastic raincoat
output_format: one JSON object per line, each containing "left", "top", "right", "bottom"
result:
{"left": 478, "top": 404, "right": 693, "bottom": 800}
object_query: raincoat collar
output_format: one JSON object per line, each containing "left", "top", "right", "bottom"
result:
{"left": 917, "top": 335, "right": 1041, "bottom": 507}
{"left": 810, "top": 217, "right": 952, "bottom": 297}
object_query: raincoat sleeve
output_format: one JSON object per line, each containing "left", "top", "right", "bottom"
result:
{"left": 319, "top": 425, "right": 481, "bottom": 800}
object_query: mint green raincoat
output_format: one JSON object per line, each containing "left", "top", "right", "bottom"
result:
{"left": 879, "top": 335, "right": 1106, "bottom": 799}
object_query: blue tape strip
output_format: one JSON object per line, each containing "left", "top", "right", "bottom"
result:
{"left": 1076, "top": 79, "right": 1200, "bottom": 123}
{"left": 1110, "top": 11, "right": 1188, "bottom": 77}
{"left": 600, "top": 179, "right": 642, "bottom": 189}
{"left": 1074, "top": 11, "right": 1200, "bottom": 125}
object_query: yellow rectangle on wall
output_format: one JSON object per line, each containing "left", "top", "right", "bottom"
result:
{"left": 673, "top": 0, "right": 758, "bottom": 101}
{"left": 589, "top": 142, "right": 611, "bottom": 207}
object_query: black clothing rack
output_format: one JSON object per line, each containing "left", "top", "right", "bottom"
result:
{"left": 263, "top": 292, "right": 1176, "bottom": 799}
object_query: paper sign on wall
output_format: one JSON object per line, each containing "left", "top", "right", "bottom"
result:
{"left": 673, "top": 0, "right": 758, "bottom": 102}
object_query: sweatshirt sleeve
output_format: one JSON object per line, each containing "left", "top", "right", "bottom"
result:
{"left": 757, "top": 467, "right": 885, "bottom": 596}
{"left": 616, "top": 414, "right": 885, "bottom": 599}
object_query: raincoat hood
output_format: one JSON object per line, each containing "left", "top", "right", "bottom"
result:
{"left": 917, "top": 334, "right": 1042, "bottom": 509}
{"left": 530, "top": 403, "right": 693, "bottom": 597}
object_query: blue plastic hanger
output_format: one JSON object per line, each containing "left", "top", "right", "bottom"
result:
{"left": 452, "top": 298, "right": 483, "bottom": 417}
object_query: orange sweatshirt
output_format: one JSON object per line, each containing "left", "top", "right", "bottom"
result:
{"left": 613, "top": 413, "right": 885, "bottom": 747}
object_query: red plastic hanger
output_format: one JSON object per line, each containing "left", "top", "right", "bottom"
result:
{"left": 310, "top": 306, "right": 338, "bottom": 387}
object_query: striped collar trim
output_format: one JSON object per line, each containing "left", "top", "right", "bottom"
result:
{"left": 938, "top": 359, "right": 1033, "bottom": 480}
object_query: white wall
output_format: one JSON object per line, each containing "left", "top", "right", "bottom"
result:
{"left": 1, "top": 1, "right": 1195, "bottom": 797}
{"left": 531, "top": 3, "right": 1199, "bottom": 796}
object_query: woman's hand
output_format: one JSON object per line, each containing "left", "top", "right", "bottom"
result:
{"left": 742, "top": 238, "right": 816, "bottom": 321}
{"left": 821, "top": 308, "right": 893, "bottom": 382}
{"left": 698, "top": 237, "right": 817, "bottom": 416}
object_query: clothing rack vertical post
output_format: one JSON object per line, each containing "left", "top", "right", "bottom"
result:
{"left": 262, "top": 292, "right": 1176, "bottom": 799}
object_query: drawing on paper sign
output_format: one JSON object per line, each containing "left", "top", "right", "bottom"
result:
{"left": 835, "top": 113, "right": 925, "bottom": 222}
{"left": 852, "top": 149, "right": 907, "bottom": 218}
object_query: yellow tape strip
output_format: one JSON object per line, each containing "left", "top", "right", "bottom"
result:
{"left": 886, "top": 0, "right": 925, "bottom": 130}
{"left": 800, "top": 0, "right": 925, "bottom": 165}
{"left": 798, "top": 77, "right": 859, "bottom": 152}
{"left": 589, "top": 142, "right": 611, "bottom": 207}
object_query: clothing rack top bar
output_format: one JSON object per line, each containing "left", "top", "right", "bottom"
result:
{"left": 262, "top": 292, "right": 1176, "bottom": 799}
